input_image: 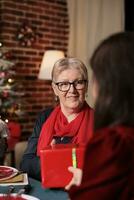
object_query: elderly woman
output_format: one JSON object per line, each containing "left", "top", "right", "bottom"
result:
{"left": 20, "top": 57, "right": 94, "bottom": 180}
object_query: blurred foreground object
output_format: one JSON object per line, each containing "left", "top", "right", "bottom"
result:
{"left": 0, "top": 119, "right": 9, "bottom": 164}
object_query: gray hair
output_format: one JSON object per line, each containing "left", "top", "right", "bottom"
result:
{"left": 51, "top": 57, "right": 88, "bottom": 81}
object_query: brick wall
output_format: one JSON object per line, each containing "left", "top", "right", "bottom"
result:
{"left": 0, "top": 0, "right": 69, "bottom": 139}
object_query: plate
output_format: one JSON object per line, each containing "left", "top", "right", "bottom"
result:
{"left": 0, "top": 194, "right": 40, "bottom": 200}
{"left": 19, "top": 194, "right": 40, "bottom": 200}
{"left": 0, "top": 166, "right": 18, "bottom": 181}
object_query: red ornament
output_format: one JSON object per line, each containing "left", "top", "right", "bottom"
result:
{"left": 3, "top": 90, "right": 9, "bottom": 98}
{"left": 7, "top": 121, "right": 21, "bottom": 138}
{"left": 0, "top": 72, "right": 5, "bottom": 78}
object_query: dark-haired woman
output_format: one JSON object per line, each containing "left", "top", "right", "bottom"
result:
{"left": 67, "top": 32, "right": 134, "bottom": 200}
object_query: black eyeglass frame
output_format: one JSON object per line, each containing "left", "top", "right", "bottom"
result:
{"left": 54, "top": 79, "right": 88, "bottom": 92}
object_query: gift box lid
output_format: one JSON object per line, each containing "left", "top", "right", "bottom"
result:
{"left": 40, "top": 144, "right": 85, "bottom": 188}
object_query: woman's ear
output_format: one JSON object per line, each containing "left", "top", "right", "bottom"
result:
{"left": 92, "top": 76, "right": 98, "bottom": 102}
{"left": 85, "top": 81, "right": 88, "bottom": 93}
{"left": 52, "top": 82, "right": 58, "bottom": 96}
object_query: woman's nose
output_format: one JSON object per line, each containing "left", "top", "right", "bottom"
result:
{"left": 68, "top": 83, "right": 76, "bottom": 92}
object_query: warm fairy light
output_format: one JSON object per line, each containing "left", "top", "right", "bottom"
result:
{"left": 5, "top": 119, "right": 9, "bottom": 123}
{"left": 8, "top": 78, "right": 13, "bottom": 83}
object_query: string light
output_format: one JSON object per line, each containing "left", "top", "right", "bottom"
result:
{"left": 8, "top": 78, "right": 14, "bottom": 83}
{"left": 5, "top": 119, "right": 9, "bottom": 123}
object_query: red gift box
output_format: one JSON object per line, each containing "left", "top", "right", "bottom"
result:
{"left": 40, "top": 144, "right": 85, "bottom": 188}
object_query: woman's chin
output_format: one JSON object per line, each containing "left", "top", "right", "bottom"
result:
{"left": 66, "top": 101, "right": 82, "bottom": 110}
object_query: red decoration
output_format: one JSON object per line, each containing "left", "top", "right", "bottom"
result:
{"left": 7, "top": 121, "right": 21, "bottom": 138}
{"left": 2, "top": 90, "right": 9, "bottom": 98}
{"left": 40, "top": 144, "right": 85, "bottom": 188}
{"left": 0, "top": 72, "right": 5, "bottom": 78}
{"left": 17, "top": 23, "right": 39, "bottom": 47}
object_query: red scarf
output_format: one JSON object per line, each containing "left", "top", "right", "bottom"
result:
{"left": 37, "top": 102, "right": 94, "bottom": 155}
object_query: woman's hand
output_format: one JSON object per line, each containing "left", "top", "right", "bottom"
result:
{"left": 65, "top": 167, "right": 83, "bottom": 190}
{"left": 50, "top": 139, "right": 56, "bottom": 146}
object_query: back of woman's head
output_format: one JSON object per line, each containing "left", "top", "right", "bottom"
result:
{"left": 90, "top": 32, "right": 134, "bottom": 130}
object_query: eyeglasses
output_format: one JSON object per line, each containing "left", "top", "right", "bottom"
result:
{"left": 54, "top": 79, "right": 87, "bottom": 92}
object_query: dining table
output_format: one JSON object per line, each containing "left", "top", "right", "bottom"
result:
{"left": 0, "top": 177, "right": 69, "bottom": 200}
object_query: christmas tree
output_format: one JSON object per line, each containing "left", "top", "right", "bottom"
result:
{"left": 0, "top": 42, "right": 24, "bottom": 121}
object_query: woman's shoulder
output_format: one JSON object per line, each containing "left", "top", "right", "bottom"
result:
{"left": 95, "top": 125, "right": 134, "bottom": 139}
{"left": 31, "top": 107, "right": 54, "bottom": 137}
{"left": 86, "top": 125, "right": 134, "bottom": 167}
{"left": 40, "top": 107, "right": 54, "bottom": 115}
{"left": 90, "top": 125, "right": 134, "bottom": 153}
{"left": 38, "top": 107, "right": 54, "bottom": 119}
{"left": 35, "top": 107, "right": 54, "bottom": 127}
